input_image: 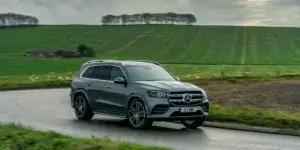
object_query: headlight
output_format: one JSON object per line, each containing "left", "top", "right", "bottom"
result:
{"left": 201, "top": 90, "right": 209, "bottom": 102}
{"left": 147, "top": 90, "right": 167, "bottom": 98}
{"left": 202, "top": 95, "right": 209, "bottom": 102}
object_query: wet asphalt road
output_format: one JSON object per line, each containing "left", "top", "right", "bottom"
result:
{"left": 1, "top": 88, "right": 300, "bottom": 150}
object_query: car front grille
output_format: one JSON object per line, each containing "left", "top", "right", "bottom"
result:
{"left": 168, "top": 91, "right": 203, "bottom": 106}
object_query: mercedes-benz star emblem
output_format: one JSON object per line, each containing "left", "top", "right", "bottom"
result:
{"left": 182, "top": 93, "right": 192, "bottom": 103}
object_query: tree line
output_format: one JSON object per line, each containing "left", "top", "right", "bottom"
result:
{"left": 101, "top": 12, "right": 197, "bottom": 25}
{"left": 0, "top": 12, "right": 197, "bottom": 27}
{"left": 0, "top": 13, "right": 39, "bottom": 27}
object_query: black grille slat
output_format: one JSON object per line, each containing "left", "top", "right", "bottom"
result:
{"left": 200, "top": 103, "right": 209, "bottom": 112}
{"left": 151, "top": 105, "right": 169, "bottom": 115}
{"left": 169, "top": 101, "right": 201, "bottom": 106}
{"left": 170, "top": 111, "right": 203, "bottom": 117}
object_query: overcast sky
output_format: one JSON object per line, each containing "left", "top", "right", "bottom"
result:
{"left": 0, "top": 0, "right": 300, "bottom": 27}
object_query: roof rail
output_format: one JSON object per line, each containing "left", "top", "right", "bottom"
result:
{"left": 124, "top": 60, "right": 160, "bottom": 65}
{"left": 84, "top": 59, "right": 117, "bottom": 64}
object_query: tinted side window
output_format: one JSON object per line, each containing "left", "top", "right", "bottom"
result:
{"left": 94, "top": 65, "right": 111, "bottom": 80}
{"left": 81, "top": 66, "right": 96, "bottom": 78}
{"left": 110, "top": 66, "right": 125, "bottom": 80}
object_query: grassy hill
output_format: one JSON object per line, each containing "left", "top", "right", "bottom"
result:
{"left": 1, "top": 24, "right": 300, "bottom": 76}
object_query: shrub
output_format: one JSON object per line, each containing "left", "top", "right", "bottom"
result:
{"left": 77, "top": 44, "right": 87, "bottom": 55}
{"left": 83, "top": 47, "right": 95, "bottom": 57}
{"left": 77, "top": 44, "right": 95, "bottom": 57}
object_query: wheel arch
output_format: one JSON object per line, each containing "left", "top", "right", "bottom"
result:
{"left": 126, "top": 94, "right": 149, "bottom": 115}
{"left": 127, "top": 94, "right": 144, "bottom": 106}
{"left": 73, "top": 89, "right": 91, "bottom": 105}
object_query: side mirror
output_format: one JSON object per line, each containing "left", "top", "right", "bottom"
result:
{"left": 114, "top": 77, "right": 126, "bottom": 84}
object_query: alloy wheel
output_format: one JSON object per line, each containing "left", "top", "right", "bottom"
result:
{"left": 128, "top": 101, "right": 146, "bottom": 128}
{"left": 74, "top": 96, "right": 86, "bottom": 117}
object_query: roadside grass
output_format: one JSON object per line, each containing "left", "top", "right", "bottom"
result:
{"left": 209, "top": 103, "right": 300, "bottom": 130}
{"left": 0, "top": 123, "right": 169, "bottom": 150}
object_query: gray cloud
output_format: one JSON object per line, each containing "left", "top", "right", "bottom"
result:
{"left": 0, "top": 0, "right": 300, "bottom": 27}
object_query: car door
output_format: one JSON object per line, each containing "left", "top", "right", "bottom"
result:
{"left": 80, "top": 65, "right": 99, "bottom": 110}
{"left": 92, "top": 65, "right": 113, "bottom": 113}
{"left": 105, "top": 66, "right": 129, "bottom": 115}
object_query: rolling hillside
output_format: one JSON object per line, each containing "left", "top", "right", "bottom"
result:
{"left": 1, "top": 24, "right": 300, "bottom": 76}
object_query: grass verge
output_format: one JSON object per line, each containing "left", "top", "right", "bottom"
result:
{"left": 0, "top": 123, "right": 169, "bottom": 150}
{"left": 1, "top": 76, "right": 300, "bottom": 131}
{"left": 209, "top": 103, "right": 300, "bottom": 130}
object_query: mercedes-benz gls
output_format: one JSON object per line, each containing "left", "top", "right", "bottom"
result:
{"left": 70, "top": 60, "right": 209, "bottom": 129}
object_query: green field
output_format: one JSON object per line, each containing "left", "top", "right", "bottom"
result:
{"left": 1, "top": 25, "right": 300, "bottom": 76}
{"left": 1, "top": 25, "right": 300, "bottom": 131}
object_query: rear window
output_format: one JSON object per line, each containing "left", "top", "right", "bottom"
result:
{"left": 81, "top": 66, "right": 96, "bottom": 78}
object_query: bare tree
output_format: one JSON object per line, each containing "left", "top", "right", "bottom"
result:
{"left": 142, "top": 13, "right": 152, "bottom": 24}
{"left": 121, "top": 14, "right": 130, "bottom": 25}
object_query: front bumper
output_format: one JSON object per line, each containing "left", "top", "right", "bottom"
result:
{"left": 145, "top": 93, "right": 209, "bottom": 121}
{"left": 148, "top": 106, "right": 208, "bottom": 120}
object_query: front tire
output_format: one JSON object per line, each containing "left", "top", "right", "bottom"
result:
{"left": 74, "top": 94, "right": 94, "bottom": 120}
{"left": 181, "top": 117, "right": 205, "bottom": 129}
{"left": 127, "top": 99, "right": 153, "bottom": 129}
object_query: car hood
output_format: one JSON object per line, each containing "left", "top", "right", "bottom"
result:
{"left": 134, "top": 80, "right": 202, "bottom": 92}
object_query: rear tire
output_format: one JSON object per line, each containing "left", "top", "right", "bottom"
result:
{"left": 127, "top": 99, "right": 153, "bottom": 129}
{"left": 74, "top": 94, "right": 94, "bottom": 120}
{"left": 181, "top": 117, "right": 205, "bottom": 129}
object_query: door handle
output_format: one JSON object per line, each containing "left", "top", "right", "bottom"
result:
{"left": 105, "top": 85, "right": 111, "bottom": 88}
{"left": 87, "top": 83, "right": 92, "bottom": 86}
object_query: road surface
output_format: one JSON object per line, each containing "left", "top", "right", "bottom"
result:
{"left": 0, "top": 88, "right": 300, "bottom": 150}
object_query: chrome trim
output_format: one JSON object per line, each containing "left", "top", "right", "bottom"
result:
{"left": 122, "top": 60, "right": 160, "bottom": 65}
{"left": 148, "top": 106, "right": 208, "bottom": 118}
{"left": 169, "top": 99, "right": 202, "bottom": 103}
{"left": 168, "top": 94, "right": 203, "bottom": 97}
{"left": 93, "top": 111, "right": 127, "bottom": 118}
{"left": 85, "top": 59, "right": 118, "bottom": 64}
{"left": 95, "top": 99, "right": 123, "bottom": 107}
{"left": 168, "top": 93, "right": 203, "bottom": 104}
{"left": 79, "top": 63, "right": 129, "bottom": 83}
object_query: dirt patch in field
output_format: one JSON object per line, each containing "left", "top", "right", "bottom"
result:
{"left": 197, "top": 79, "right": 300, "bottom": 114}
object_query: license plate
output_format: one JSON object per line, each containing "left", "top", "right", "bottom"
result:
{"left": 179, "top": 107, "right": 197, "bottom": 113}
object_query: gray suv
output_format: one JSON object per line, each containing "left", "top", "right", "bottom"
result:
{"left": 70, "top": 60, "right": 209, "bottom": 129}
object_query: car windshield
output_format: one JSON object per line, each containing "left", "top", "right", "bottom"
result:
{"left": 125, "top": 64, "right": 176, "bottom": 81}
